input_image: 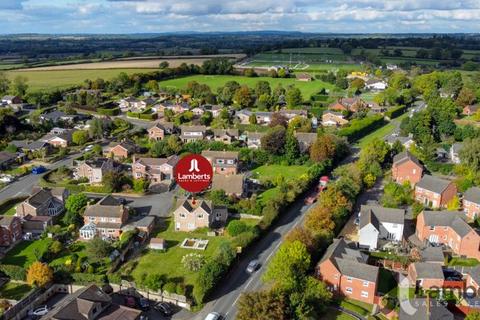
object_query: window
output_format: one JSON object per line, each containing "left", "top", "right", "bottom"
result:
{"left": 197, "top": 214, "right": 204, "bottom": 219}
{"left": 109, "top": 218, "right": 116, "bottom": 222}
{"left": 347, "top": 277, "right": 352, "bottom": 282}
{"left": 180, "top": 213, "right": 186, "bottom": 218}
{"left": 363, "top": 281, "right": 369, "bottom": 287}
{"left": 413, "top": 169, "right": 416, "bottom": 174}
{"left": 346, "top": 287, "right": 353, "bottom": 294}
{"left": 101, "top": 217, "right": 107, "bottom": 222}
{"left": 227, "top": 159, "right": 235, "bottom": 164}
{"left": 361, "top": 291, "right": 369, "bottom": 298}
{"left": 429, "top": 226, "right": 435, "bottom": 231}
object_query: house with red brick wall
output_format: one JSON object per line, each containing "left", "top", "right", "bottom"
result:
{"left": 74, "top": 158, "right": 119, "bottom": 184}
{"left": 0, "top": 216, "right": 22, "bottom": 246}
{"left": 103, "top": 140, "right": 137, "bottom": 160}
{"left": 464, "top": 187, "right": 480, "bottom": 220}
{"left": 329, "top": 97, "right": 367, "bottom": 113}
{"left": 173, "top": 198, "right": 228, "bottom": 232}
{"left": 132, "top": 155, "right": 178, "bottom": 185}
{"left": 147, "top": 122, "right": 174, "bottom": 141}
{"left": 416, "top": 210, "right": 480, "bottom": 260}
{"left": 315, "top": 238, "right": 379, "bottom": 304}
{"left": 408, "top": 262, "right": 445, "bottom": 290}
{"left": 16, "top": 187, "right": 69, "bottom": 218}
{"left": 201, "top": 150, "right": 239, "bottom": 175}
{"left": 392, "top": 151, "right": 423, "bottom": 186}
{"left": 79, "top": 195, "right": 129, "bottom": 240}
{"left": 414, "top": 175, "right": 457, "bottom": 208}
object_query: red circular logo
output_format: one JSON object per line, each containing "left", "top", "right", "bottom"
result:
{"left": 174, "top": 154, "right": 213, "bottom": 193}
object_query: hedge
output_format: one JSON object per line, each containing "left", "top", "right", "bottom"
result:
{"left": 311, "top": 94, "right": 329, "bottom": 102}
{"left": 0, "top": 196, "right": 28, "bottom": 215}
{"left": 97, "top": 107, "right": 120, "bottom": 116}
{"left": 384, "top": 105, "right": 407, "bottom": 119}
{"left": 337, "top": 114, "right": 386, "bottom": 142}
{"left": 139, "top": 113, "right": 158, "bottom": 120}
{"left": 71, "top": 273, "right": 106, "bottom": 285}
{"left": 0, "top": 264, "right": 27, "bottom": 281}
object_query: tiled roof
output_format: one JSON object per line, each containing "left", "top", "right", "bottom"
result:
{"left": 359, "top": 205, "right": 405, "bottom": 229}
{"left": 416, "top": 175, "right": 453, "bottom": 194}
{"left": 422, "top": 210, "right": 472, "bottom": 237}
{"left": 464, "top": 187, "right": 480, "bottom": 204}
{"left": 212, "top": 174, "right": 244, "bottom": 195}
{"left": 413, "top": 262, "right": 444, "bottom": 279}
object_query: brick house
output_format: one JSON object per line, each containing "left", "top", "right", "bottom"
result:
{"left": 147, "top": 122, "right": 174, "bottom": 141}
{"left": 80, "top": 195, "right": 129, "bottom": 240}
{"left": 16, "top": 187, "right": 69, "bottom": 218}
{"left": 315, "top": 238, "right": 379, "bottom": 304}
{"left": 201, "top": 150, "right": 239, "bottom": 175}
{"left": 414, "top": 175, "right": 457, "bottom": 209}
{"left": 294, "top": 132, "right": 317, "bottom": 153}
{"left": 41, "top": 129, "right": 74, "bottom": 148}
{"left": 329, "top": 97, "right": 366, "bottom": 113}
{"left": 103, "top": 141, "right": 137, "bottom": 160}
{"left": 321, "top": 111, "right": 349, "bottom": 127}
{"left": 0, "top": 216, "right": 22, "bottom": 246}
{"left": 173, "top": 198, "right": 228, "bottom": 232}
{"left": 180, "top": 125, "right": 207, "bottom": 142}
{"left": 416, "top": 210, "right": 480, "bottom": 260}
{"left": 408, "top": 262, "right": 445, "bottom": 290}
{"left": 75, "top": 158, "right": 118, "bottom": 184}
{"left": 464, "top": 187, "right": 480, "bottom": 220}
{"left": 212, "top": 129, "right": 239, "bottom": 144}
{"left": 132, "top": 155, "right": 179, "bottom": 185}
{"left": 391, "top": 151, "right": 423, "bottom": 186}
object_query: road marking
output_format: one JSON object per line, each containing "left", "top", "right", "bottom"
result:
{"left": 265, "top": 240, "right": 283, "bottom": 262}
{"left": 244, "top": 277, "right": 254, "bottom": 290}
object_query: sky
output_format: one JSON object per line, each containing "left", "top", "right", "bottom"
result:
{"left": 1, "top": 0, "right": 480, "bottom": 34}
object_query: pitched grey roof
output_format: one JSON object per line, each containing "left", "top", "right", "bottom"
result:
{"left": 320, "top": 238, "right": 379, "bottom": 282}
{"left": 136, "top": 155, "right": 178, "bottom": 167}
{"left": 392, "top": 151, "right": 421, "bottom": 167}
{"left": 413, "top": 262, "right": 444, "bottom": 279}
{"left": 180, "top": 125, "right": 206, "bottom": 132}
{"left": 416, "top": 175, "right": 453, "bottom": 194}
{"left": 0, "top": 151, "right": 16, "bottom": 163}
{"left": 421, "top": 247, "right": 444, "bottom": 263}
{"left": 359, "top": 205, "right": 405, "bottom": 229}
{"left": 84, "top": 195, "right": 125, "bottom": 218}
{"left": 213, "top": 129, "right": 239, "bottom": 138}
{"left": 422, "top": 210, "right": 472, "bottom": 237}
{"left": 201, "top": 150, "right": 239, "bottom": 160}
{"left": 399, "top": 298, "right": 453, "bottom": 320}
{"left": 464, "top": 187, "right": 480, "bottom": 204}
{"left": 212, "top": 174, "right": 244, "bottom": 195}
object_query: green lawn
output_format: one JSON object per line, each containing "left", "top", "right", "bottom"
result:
{"left": 251, "top": 164, "right": 309, "bottom": 183}
{"left": 448, "top": 257, "right": 480, "bottom": 267}
{"left": 159, "top": 74, "right": 337, "bottom": 99}
{"left": 0, "top": 282, "right": 33, "bottom": 300}
{"left": 7, "top": 68, "right": 157, "bottom": 92}
{"left": 356, "top": 121, "right": 395, "bottom": 148}
{"left": 119, "top": 218, "right": 233, "bottom": 289}
{"left": 49, "top": 242, "right": 89, "bottom": 267}
{"left": 2, "top": 238, "right": 53, "bottom": 268}
{"left": 258, "top": 187, "right": 281, "bottom": 205}
{"left": 321, "top": 309, "right": 356, "bottom": 320}
{"left": 339, "top": 298, "right": 373, "bottom": 316}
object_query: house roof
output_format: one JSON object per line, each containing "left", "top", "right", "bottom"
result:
{"left": 180, "top": 125, "right": 206, "bottom": 132}
{"left": 212, "top": 174, "right": 244, "bottom": 195}
{"left": 464, "top": 187, "right": 480, "bottom": 205}
{"left": 323, "top": 110, "right": 344, "bottom": 117}
{"left": 385, "top": 134, "right": 414, "bottom": 146}
{"left": 213, "top": 129, "right": 239, "bottom": 138}
{"left": 83, "top": 195, "right": 125, "bottom": 218}
{"left": 149, "top": 122, "right": 174, "bottom": 131}
{"left": 41, "top": 110, "right": 68, "bottom": 121}
{"left": 177, "top": 198, "right": 212, "bottom": 214}
{"left": 25, "top": 140, "right": 49, "bottom": 150}
{"left": 466, "top": 104, "right": 480, "bottom": 112}
{"left": 319, "top": 238, "right": 379, "bottom": 282}
{"left": 201, "top": 150, "right": 239, "bottom": 160}
{"left": 0, "top": 216, "right": 18, "bottom": 228}
{"left": 398, "top": 298, "right": 453, "bottom": 320}
{"left": 294, "top": 132, "right": 317, "bottom": 145}
{"left": 416, "top": 175, "right": 453, "bottom": 194}
{"left": 421, "top": 210, "right": 473, "bottom": 237}
{"left": 2, "top": 95, "right": 18, "bottom": 100}
{"left": 0, "top": 151, "right": 16, "bottom": 163}
{"left": 246, "top": 132, "right": 266, "bottom": 140}
{"left": 27, "top": 188, "right": 56, "bottom": 208}
{"left": 108, "top": 140, "right": 137, "bottom": 153}
{"left": 83, "top": 158, "right": 114, "bottom": 169}
{"left": 359, "top": 205, "right": 405, "bottom": 229}
{"left": 150, "top": 238, "right": 165, "bottom": 244}
{"left": 392, "top": 151, "right": 421, "bottom": 167}
{"left": 413, "top": 262, "right": 444, "bottom": 279}
{"left": 420, "top": 247, "right": 444, "bottom": 263}
{"left": 136, "top": 155, "right": 178, "bottom": 167}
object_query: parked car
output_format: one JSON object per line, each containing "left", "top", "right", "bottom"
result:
{"left": 124, "top": 296, "right": 136, "bottom": 308}
{"left": 138, "top": 298, "right": 150, "bottom": 310}
{"left": 154, "top": 302, "right": 173, "bottom": 316}
{"left": 32, "top": 166, "right": 46, "bottom": 174}
{"left": 205, "top": 312, "right": 222, "bottom": 320}
{"left": 28, "top": 305, "right": 49, "bottom": 316}
{"left": 83, "top": 145, "right": 94, "bottom": 152}
{"left": 246, "top": 260, "right": 259, "bottom": 273}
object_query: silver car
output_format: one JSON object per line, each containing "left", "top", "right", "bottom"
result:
{"left": 246, "top": 260, "right": 259, "bottom": 273}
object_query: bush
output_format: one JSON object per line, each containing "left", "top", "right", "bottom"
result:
{"left": 226, "top": 220, "right": 251, "bottom": 236}
{"left": 384, "top": 105, "right": 407, "bottom": 119}
{"left": 337, "top": 114, "right": 385, "bottom": 142}
{"left": 232, "top": 230, "right": 259, "bottom": 248}
{"left": 98, "top": 107, "right": 120, "bottom": 116}
{"left": 182, "top": 253, "right": 205, "bottom": 272}
{"left": 163, "top": 281, "right": 177, "bottom": 294}
{"left": 139, "top": 113, "right": 158, "bottom": 120}
{"left": 71, "top": 273, "right": 106, "bottom": 285}
{"left": 0, "top": 196, "right": 28, "bottom": 215}
{"left": 0, "top": 264, "right": 26, "bottom": 281}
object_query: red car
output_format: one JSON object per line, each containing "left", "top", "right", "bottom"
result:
{"left": 319, "top": 176, "right": 329, "bottom": 191}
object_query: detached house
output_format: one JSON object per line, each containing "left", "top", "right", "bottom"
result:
{"left": 0, "top": 216, "right": 22, "bottom": 246}
{"left": 212, "top": 129, "right": 239, "bottom": 144}
{"left": 245, "top": 132, "right": 265, "bottom": 149}
{"left": 1, "top": 95, "right": 21, "bottom": 105}
{"left": 41, "top": 129, "right": 74, "bottom": 148}
{"left": 16, "top": 187, "right": 69, "bottom": 218}
{"left": 384, "top": 134, "right": 415, "bottom": 150}
{"left": 316, "top": 238, "right": 379, "bottom": 304}
{"left": 415, "top": 175, "right": 457, "bottom": 209}
{"left": 180, "top": 125, "right": 207, "bottom": 142}
{"left": 416, "top": 210, "right": 480, "bottom": 260}
{"left": 365, "top": 79, "right": 387, "bottom": 91}
{"left": 464, "top": 187, "right": 480, "bottom": 220}
{"left": 103, "top": 140, "right": 137, "bottom": 160}
{"left": 80, "top": 195, "right": 129, "bottom": 240}
{"left": 322, "top": 111, "right": 349, "bottom": 127}
{"left": 294, "top": 132, "right": 317, "bottom": 153}
{"left": 132, "top": 155, "right": 179, "bottom": 185}
{"left": 75, "top": 158, "right": 118, "bottom": 184}
{"left": 392, "top": 151, "right": 423, "bottom": 186}
{"left": 147, "top": 122, "right": 174, "bottom": 141}
{"left": 329, "top": 98, "right": 366, "bottom": 113}
{"left": 358, "top": 205, "right": 405, "bottom": 251}
{"left": 202, "top": 150, "right": 239, "bottom": 175}
{"left": 173, "top": 198, "right": 228, "bottom": 232}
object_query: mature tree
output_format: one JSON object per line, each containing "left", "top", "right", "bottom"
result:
{"left": 285, "top": 226, "right": 317, "bottom": 254}
{"left": 255, "top": 81, "right": 271, "bottom": 97}
{"left": 388, "top": 72, "right": 410, "bottom": 90}
{"left": 237, "top": 290, "right": 287, "bottom": 320}
{"left": 200, "top": 111, "right": 213, "bottom": 126}
{"left": 233, "top": 85, "right": 254, "bottom": 108}
{"left": 88, "top": 118, "right": 104, "bottom": 139}
{"left": 318, "top": 186, "right": 352, "bottom": 222}
{"left": 284, "top": 130, "right": 300, "bottom": 164}
{"left": 159, "top": 61, "right": 169, "bottom": 69}
{"left": 350, "top": 78, "right": 365, "bottom": 90}
{"left": 49, "top": 240, "right": 63, "bottom": 255}
{"left": 65, "top": 193, "right": 88, "bottom": 214}
{"left": 263, "top": 240, "right": 311, "bottom": 291}
{"left": 86, "top": 237, "right": 112, "bottom": 262}
{"left": 11, "top": 75, "right": 29, "bottom": 97}
{"left": 248, "top": 113, "right": 257, "bottom": 125}
{"left": 288, "top": 116, "right": 312, "bottom": 133}
{"left": 291, "top": 277, "right": 332, "bottom": 319}
{"left": 456, "top": 87, "right": 476, "bottom": 106}
{"left": 27, "top": 262, "right": 53, "bottom": 287}
{"left": 0, "top": 72, "right": 10, "bottom": 95}
{"left": 310, "top": 134, "right": 337, "bottom": 162}
{"left": 304, "top": 206, "right": 335, "bottom": 237}
{"left": 102, "top": 171, "right": 123, "bottom": 193}
{"left": 72, "top": 130, "right": 89, "bottom": 146}
{"left": 145, "top": 80, "right": 159, "bottom": 92}
{"left": 466, "top": 311, "right": 480, "bottom": 320}
{"left": 269, "top": 112, "right": 288, "bottom": 128}
{"left": 261, "top": 125, "right": 286, "bottom": 155}
{"left": 217, "top": 81, "right": 240, "bottom": 105}
{"left": 459, "top": 138, "right": 480, "bottom": 171}
{"left": 166, "top": 135, "right": 182, "bottom": 154}
{"left": 285, "top": 86, "right": 302, "bottom": 108}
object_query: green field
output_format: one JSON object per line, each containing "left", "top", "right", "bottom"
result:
{"left": 160, "top": 75, "right": 336, "bottom": 99}
{"left": 251, "top": 164, "right": 309, "bottom": 183}
{"left": 6, "top": 68, "right": 157, "bottom": 91}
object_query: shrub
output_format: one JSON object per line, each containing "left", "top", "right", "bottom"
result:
{"left": 384, "top": 105, "right": 407, "bottom": 119}
{"left": 163, "top": 281, "right": 177, "bottom": 294}
{"left": 97, "top": 107, "right": 120, "bottom": 116}
{"left": 337, "top": 114, "right": 385, "bottom": 142}
{"left": 71, "top": 273, "right": 106, "bottom": 285}
{"left": 182, "top": 253, "right": 205, "bottom": 272}
{"left": 226, "top": 220, "right": 251, "bottom": 236}
{"left": 176, "top": 282, "right": 186, "bottom": 295}
{"left": 232, "top": 230, "right": 259, "bottom": 248}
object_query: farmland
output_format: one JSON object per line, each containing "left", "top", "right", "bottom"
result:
{"left": 159, "top": 75, "right": 337, "bottom": 99}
